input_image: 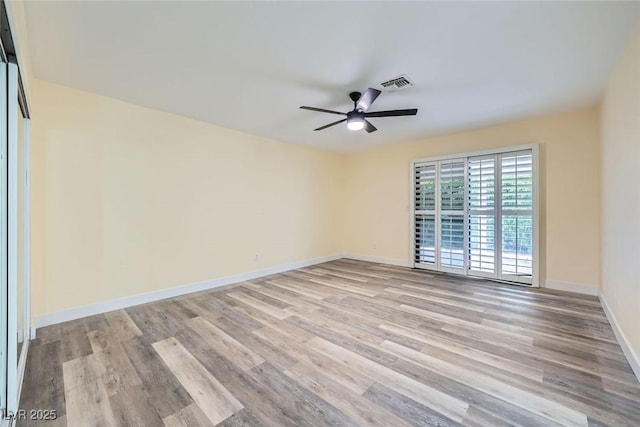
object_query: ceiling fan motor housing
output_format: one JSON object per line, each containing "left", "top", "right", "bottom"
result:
{"left": 347, "top": 110, "right": 365, "bottom": 120}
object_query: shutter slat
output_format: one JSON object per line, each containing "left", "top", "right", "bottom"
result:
{"left": 501, "top": 152, "right": 534, "bottom": 277}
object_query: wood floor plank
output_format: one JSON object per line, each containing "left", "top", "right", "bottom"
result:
{"left": 378, "top": 322, "right": 544, "bottom": 382}
{"left": 94, "top": 341, "right": 142, "bottom": 396}
{"left": 83, "top": 314, "right": 110, "bottom": 333}
{"left": 33, "top": 341, "right": 67, "bottom": 417}
{"left": 259, "top": 281, "right": 324, "bottom": 310}
{"left": 185, "top": 316, "right": 264, "bottom": 371}
{"left": 162, "top": 403, "right": 214, "bottom": 427}
{"left": 126, "top": 304, "right": 184, "bottom": 343}
{"left": 60, "top": 329, "right": 93, "bottom": 363}
{"left": 153, "top": 337, "right": 243, "bottom": 425}
{"left": 295, "top": 309, "right": 385, "bottom": 347}
{"left": 246, "top": 362, "right": 356, "bottom": 427}
{"left": 121, "top": 336, "right": 193, "bottom": 419}
{"left": 391, "top": 357, "right": 568, "bottom": 427}
{"left": 381, "top": 339, "right": 588, "bottom": 427}
{"left": 87, "top": 329, "right": 114, "bottom": 354}
{"left": 307, "top": 336, "right": 470, "bottom": 423}
{"left": 308, "top": 276, "right": 380, "bottom": 297}
{"left": 175, "top": 329, "right": 323, "bottom": 427}
{"left": 222, "top": 294, "right": 287, "bottom": 328}
{"left": 364, "top": 382, "right": 464, "bottom": 427}
{"left": 215, "top": 315, "right": 299, "bottom": 371}
{"left": 62, "top": 355, "right": 117, "bottom": 427}
{"left": 196, "top": 294, "right": 264, "bottom": 331}
{"left": 285, "top": 359, "right": 413, "bottom": 427}
{"left": 215, "top": 408, "right": 264, "bottom": 427}
{"left": 286, "top": 315, "right": 398, "bottom": 367}
{"left": 399, "top": 303, "right": 535, "bottom": 346}
{"left": 105, "top": 309, "right": 142, "bottom": 340}
{"left": 462, "top": 405, "right": 515, "bottom": 427}
{"left": 237, "top": 286, "right": 292, "bottom": 309}
{"left": 310, "top": 305, "right": 427, "bottom": 350}
{"left": 385, "top": 286, "right": 487, "bottom": 312}
{"left": 109, "top": 384, "right": 163, "bottom": 426}
{"left": 268, "top": 278, "right": 327, "bottom": 300}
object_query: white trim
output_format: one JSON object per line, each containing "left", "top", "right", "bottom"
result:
{"left": 0, "top": 61, "right": 7, "bottom": 415}
{"left": 408, "top": 162, "right": 415, "bottom": 267}
{"left": 600, "top": 293, "right": 640, "bottom": 382}
{"left": 22, "top": 118, "right": 30, "bottom": 346}
{"left": 531, "top": 144, "right": 540, "bottom": 287}
{"left": 342, "top": 253, "right": 410, "bottom": 267}
{"left": 542, "top": 279, "right": 599, "bottom": 296}
{"left": 35, "top": 254, "right": 343, "bottom": 328}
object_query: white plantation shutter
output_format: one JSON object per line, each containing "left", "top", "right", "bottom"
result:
{"left": 438, "top": 160, "right": 466, "bottom": 271}
{"left": 412, "top": 147, "right": 536, "bottom": 286}
{"left": 500, "top": 152, "right": 533, "bottom": 283}
{"left": 468, "top": 156, "right": 497, "bottom": 277}
{"left": 415, "top": 215, "right": 436, "bottom": 265}
{"left": 414, "top": 163, "right": 436, "bottom": 266}
{"left": 414, "top": 163, "right": 436, "bottom": 211}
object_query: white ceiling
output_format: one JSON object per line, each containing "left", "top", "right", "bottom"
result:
{"left": 23, "top": 1, "right": 640, "bottom": 152}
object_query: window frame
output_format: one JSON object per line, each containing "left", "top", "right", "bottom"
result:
{"left": 409, "top": 144, "right": 539, "bottom": 287}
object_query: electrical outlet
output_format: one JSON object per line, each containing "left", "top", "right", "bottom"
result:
{"left": 254, "top": 254, "right": 260, "bottom": 261}
{"left": 372, "top": 243, "right": 377, "bottom": 250}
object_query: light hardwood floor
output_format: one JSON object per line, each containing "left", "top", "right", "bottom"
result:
{"left": 19, "top": 260, "right": 640, "bottom": 426}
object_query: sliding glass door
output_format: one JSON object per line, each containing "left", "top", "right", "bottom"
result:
{"left": 0, "top": 2, "right": 33, "bottom": 417}
{"left": 412, "top": 147, "right": 537, "bottom": 286}
{"left": 1, "top": 59, "right": 31, "bottom": 419}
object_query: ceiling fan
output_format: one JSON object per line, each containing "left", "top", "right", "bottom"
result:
{"left": 300, "top": 88, "right": 418, "bottom": 133}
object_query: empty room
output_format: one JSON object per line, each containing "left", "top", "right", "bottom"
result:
{"left": 0, "top": 1, "right": 639, "bottom": 426}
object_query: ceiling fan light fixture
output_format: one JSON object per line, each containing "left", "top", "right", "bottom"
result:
{"left": 347, "top": 117, "right": 365, "bottom": 131}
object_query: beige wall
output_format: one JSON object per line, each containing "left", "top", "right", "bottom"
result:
{"left": 600, "top": 20, "right": 640, "bottom": 360}
{"left": 342, "top": 107, "right": 601, "bottom": 291}
{"left": 32, "top": 80, "right": 344, "bottom": 317}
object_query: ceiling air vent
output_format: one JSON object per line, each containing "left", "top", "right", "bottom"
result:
{"left": 379, "top": 74, "right": 414, "bottom": 91}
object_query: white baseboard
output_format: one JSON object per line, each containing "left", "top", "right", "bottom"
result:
{"left": 35, "top": 254, "right": 343, "bottom": 328}
{"left": 600, "top": 293, "right": 640, "bottom": 382}
{"left": 342, "top": 253, "right": 410, "bottom": 267}
{"left": 542, "top": 279, "right": 599, "bottom": 296}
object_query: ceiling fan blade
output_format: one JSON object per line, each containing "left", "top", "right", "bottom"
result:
{"left": 314, "top": 118, "right": 347, "bottom": 131}
{"left": 365, "top": 108, "right": 418, "bottom": 118}
{"left": 356, "top": 88, "right": 382, "bottom": 111}
{"left": 364, "top": 120, "right": 377, "bottom": 133}
{"left": 300, "top": 106, "right": 346, "bottom": 115}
